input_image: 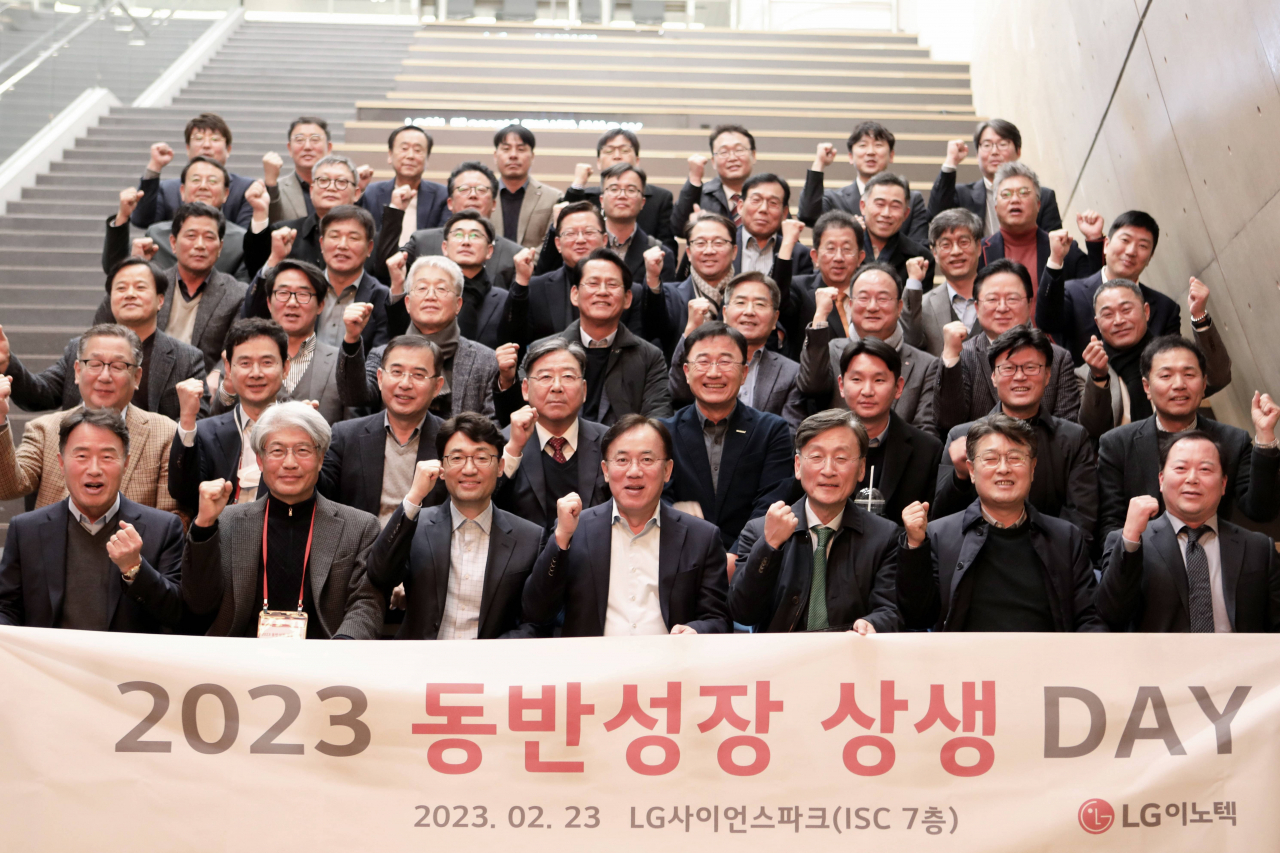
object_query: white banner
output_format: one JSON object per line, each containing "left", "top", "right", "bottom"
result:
{"left": 1, "top": 626, "right": 1277, "bottom": 851}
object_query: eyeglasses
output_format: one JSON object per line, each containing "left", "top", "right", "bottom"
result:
{"left": 232, "top": 357, "right": 282, "bottom": 371}
{"left": 852, "top": 294, "right": 897, "bottom": 307}
{"left": 78, "top": 358, "right": 136, "bottom": 375}
{"left": 689, "top": 238, "right": 733, "bottom": 250}
{"left": 689, "top": 357, "right": 744, "bottom": 373}
{"left": 313, "top": 176, "right": 354, "bottom": 190}
{"left": 290, "top": 134, "right": 327, "bottom": 145}
{"left": 979, "top": 294, "right": 1028, "bottom": 308}
{"left": 271, "top": 289, "right": 314, "bottom": 305}
{"left": 560, "top": 228, "right": 603, "bottom": 241}
{"left": 993, "top": 363, "right": 1046, "bottom": 377}
{"left": 714, "top": 145, "right": 751, "bottom": 158}
{"left": 409, "top": 283, "right": 458, "bottom": 298}
{"left": 577, "top": 280, "right": 625, "bottom": 293}
{"left": 973, "top": 450, "right": 1031, "bottom": 469}
{"left": 608, "top": 455, "right": 666, "bottom": 470}
{"left": 801, "top": 452, "right": 861, "bottom": 469}
{"left": 744, "top": 196, "right": 784, "bottom": 211}
{"left": 443, "top": 451, "right": 498, "bottom": 469}
{"left": 452, "top": 184, "right": 493, "bottom": 197}
{"left": 184, "top": 176, "right": 225, "bottom": 188}
{"left": 385, "top": 367, "right": 435, "bottom": 384}
{"left": 264, "top": 444, "right": 319, "bottom": 462}
{"left": 448, "top": 228, "right": 489, "bottom": 243}
{"left": 727, "top": 296, "right": 773, "bottom": 311}
{"left": 602, "top": 186, "right": 643, "bottom": 198}
{"left": 934, "top": 237, "right": 976, "bottom": 252}
{"left": 530, "top": 371, "right": 583, "bottom": 387}
{"left": 978, "top": 139, "right": 1016, "bottom": 153}
{"left": 600, "top": 144, "right": 635, "bottom": 157}
{"left": 997, "top": 187, "right": 1035, "bottom": 200}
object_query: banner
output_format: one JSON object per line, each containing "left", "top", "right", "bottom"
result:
{"left": 1, "top": 626, "right": 1277, "bottom": 851}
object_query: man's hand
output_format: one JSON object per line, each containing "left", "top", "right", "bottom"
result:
{"left": 1188, "top": 276, "right": 1210, "bottom": 320}
{"left": 906, "top": 256, "right": 929, "bottom": 282}
{"left": 131, "top": 238, "right": 159, "bottom": 262}
{"left": 390, "top": 584, "right": 407, "bottom": 610}
{"left": 205, "top": 369, "right": 222, "bottom": 400}
{"left": 387, "top": 251, "right": 408, "bottom": 296}
{"left": 812, "top": 142, "right": 837, "bottom": 172}
{"left": 406, "top": 459, "right": 443, "bottom": 506}
{"left": 1048, "top": 228, "right": 1072, "bottom": 266}
{"left": 496, "top": 342, "right": 519, "bottom": 390}
{"left": 262, "top": 151, "right": 283, "bottom": 186}
{"left": 116, "top": 188, "right": 144, "bottom": 226}
{"left": 554, "top": 492, "right": 583, "bottom": 549}
{"left": 643, "top": 245, "right": 665, "bottom": 291}
{"left": 0, "top": 325, "right": 10, "bottom": 374}
{"left": 1077, "top": 209, "right": 1105, "bottom": 242}
{"left": 572, "top": 162, "right": 593, "bottom": 187}
{"left": 356, "top": 164, "right": 375, "bottom": 194}
{"left": 391, "top": 183, "right": 418, "bottom": 211}
{"left": 762, "top": 500, "right": 800, "bottom": 549}
{"left": 1252, "top": 391, "right": 1280, "bottom": 445}
{"left": 813, "top": 286, "right": 839, "bottom": 324}
{"left": 106, "top": 522, "right": 145, "bottom": 574}
{"left": 780, "top": 217, "right": 804, "bottom": 255}
{"left": 670, "top": 624, "right": 697, "bottom": 635}
{"left": 725, "top": 552, "right": 738, "bottom": 581}
{"left": 850, "top": 619, "right": 877, "bottom": 636}
{"left": 1122, "top": 495, "right": 1161, "bottom": 543}
{"left": 342, "top": 302, "right": 373, "bottom": 345}
{"left": 1082, "top": 334, "right": 1110, "bottom": 382}
{"left": 683, "top": 296, "right": 715, "bottom": 337}
{"left": 507, "top": 405, "right": 538, "bottom": 457}
{"left": 245, "top": 180, "right": 270, "bottom": 224}
{"left": 945, "top": 139, "right": 969, "bottom": 168}
{"left": 267, "top": 226, "right": 297, "bottom": 268}
{"left": 941, "top": 320, "right": 968, "bottom": 363}
{"left": 147, "top": 142, "right": 174, "bottom": 174}
{"left": 0, "top": 374, "right": 10, "bottom": 420}
{"left": 176, "top": 377, "right": 204, "bottom": 430}
{"left": 687, "top": 154, "right": 708, "bottom": 186}
{"left": 195, "top": 479, "right": 234, "bottom": 527}
{"left": 902, "top": 501, "right": 930, "bottom": 549}
{"left": 948, "top": 436, "right": 969, "bottom": 481}
{"left": 513, "top": 247, "right": 535, "bottom": 287}
{"left": 550, "top": 200, "right": 569, "bottom": 223}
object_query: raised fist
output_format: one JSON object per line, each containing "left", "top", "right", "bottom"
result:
{"left": 116, "top": 187, "right": 144, "bottom": 225}
{"left": 948, "top": 436, "right": 969, "bottom": 481}
{"left": 245, "top": 180, "right": 270, "bottom": 220}
{"left": 850, "top": 619, "right": 877, "bottom": 636}
{"left": 175, "top": 377, "right": 204, "bottom": 430}
{"left": 1188, "top": 276, "right": 1209, "bottom": 320}
{"left": 507, "top": 405, "right": 538, "bottom": 456}
{"left": 687, "top": 154, "right": 708, "bottom": 185}
{"left": 131, "top": 238, "right": 159, "bottom": 262}
{"left": 555, "top": 492, "right": 583, "bottom": 549}
{"left": 391, "top": 183, "right": 418, "bottom": 211}
{"left": 407, "top": 459, "right": 443, "bottom": 506}
{"left": 780, "top": 217, "right": 805, "bottom": 247}
{"left": 945, "top": 139, "right": 970, "bottom": 168}
{"left": 262, "top": 151, "right": 284, "bottom": 186}
{"left": 195, "top": 479, "right": 234, "bottom": 527}
{"left": 902, "top": 501, "right": 930, "bottom": 549}
{"left": 0, "top": 374, "right": 10, "bottom": 420}
{"left": 0, "top": 325, "right": 11, "bottom": 374}
{"left": 1076, "top": 209, "right": 1105, "bottom": 242}
{"left": 356, "top": 164, "right": 375, "bottom": 194}
{"left": 643, "top": 245, "right": 665, "bottom": 287}
{"left": 147, "top": 142, "right": 175, "bottom": 173}
{"left": 814, "top": 286, "right": 840, "bottom": 323}
{"left": 1252, "top": 391, "right": 1279, "bottom": 444}
{"left": 573, "top": 162, "right": 593, "bottom": 187}
{"left": 1047, "top": 228, "right": 1073, "bottom": 266}
{"left": 941, "top": 320, "right": 968, "bottom": 361}
{"left": 343, "top": 302, "right": 374, "bottom": 345}
{"left": 905, "top": 256, "right": 929, "bottom": 282}
{"left": 513, "top": 247, "right": 535, "bottom": 286}
{"left": 106, "top": 522, "right": 144, "bottom": 574}
{"left": 1122, "top": 495, "right": 1161, "bottom": 543}
{"left": 495, "top": 342, "right": 519, "bottom": 390}
{"left": 386, "top": 251, "right": 408, "bottom": 295}
{"left": 1082, "top": 335, "right": 1110, "bottom": 380}
{"left": 812, "top": 142, "right": 838, "bottom": 171}
{"left": 684, "top": 296, "right": 715, "bottom": 336}
{"left": 267, "top": 226, "right": 297, "bottom": 268}
{"left": 763, "top": 500, "right": 800, "bottom": 549}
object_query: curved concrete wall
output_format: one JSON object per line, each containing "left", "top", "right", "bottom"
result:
{"left": 969, "top": 0, "right": 1280, "bottom": 429}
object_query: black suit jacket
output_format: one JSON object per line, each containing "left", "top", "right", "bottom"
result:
{"left": 522, "top": 500, "right": 731, "bottom": 635}
{"left": 797, "top": 169, "right": 930, "bottom": 244}
{"left": 867, "top": 231, "right": 936, "bottom": 292}
{"left": 536, "top": 321, "right": 671, "bottom": 425}
{"left": 672, "top": 176, "right": 735, "bottom": 237}
{"left": 319, "top": 411, "right": 446, "bottom": 517}
{"left": 494, "top": 418, "right": 609, "bottom": 530}
{"left": 360, "top": 179, "right": 448, "bottom": 232}
{"left": 1098, "top": 516, "right": 1280, "bottom": 632}
{"left": 131, "top": 172, "right": 255, "bottom": 230}
{"left": 730, "top": 496, "right": 901, "bottom": 632}
{"left": 366, "top": 500, "right": 544, "bottom": 639}
{"left": 1036, "top": 270, "right": 1183, "bottom": 366}
{"left": 168, "top": 410, "right": 243, "bottom": 515}
{"left": 927, "top": 170, "right": 1063, "bottom": 232}
{"left": 0, "top": 497, "right": 184, "bottom": 630}
{"left": 980, "top": 229, "right": 1103, "bottom": 294}
{"left": 243, "top": 213, "right": 324, "bottom": 280}
{"left": 1097, "top": 415, "right": 1280, "bottom": 541}
{"left": 241, "top": 269, "right": 391, "bottom": 354}
{"left": 897, "top": 500, "right": 1107, "bottom": 632}
{"left": 565, "top": 183, "right": 676, "bottom": 252}
{"left": 372, "top": 208, "right": 523, "bottom": 289}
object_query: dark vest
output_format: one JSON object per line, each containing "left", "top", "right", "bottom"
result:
{"left": 543, "top": 451, "right": 578, "bottom": 506}
{"left": 59, "top": 510, "right": 119, "bottom": 630}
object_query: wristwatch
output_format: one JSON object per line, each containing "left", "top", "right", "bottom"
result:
{"left": 121, "top": 564, "right": 141, "bottom": 583}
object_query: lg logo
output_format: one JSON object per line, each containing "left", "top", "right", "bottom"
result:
{"left": 1079, "top": 799, "right": 1115, "bottom": 834}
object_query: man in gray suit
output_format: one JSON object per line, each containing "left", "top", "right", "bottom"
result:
{"left": 182, "top": 401, "right": 383, "bottom": 639}
{"left": 797, "top": 262, "right": 940, "bottom": 437}
{"left": 902, "top": 208, "right": 983, "bottom": 357}
{"left": 491, "top": 126, "right": 563, "bottom": 254}
{"left": 264, "top": 117, "right": 333, "bottom": 223}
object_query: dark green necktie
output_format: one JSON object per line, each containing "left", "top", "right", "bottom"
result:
{"left": 807, "top": 526, "right": 834, "bottom": 630}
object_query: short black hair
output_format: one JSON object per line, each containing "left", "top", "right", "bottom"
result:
{"left": 576, "top": 247, "right": 632, "bottom": 290}
{"left": 320, "top": 204, "right": 376, "bottom": 242}
{"left": 709, "top": 124, "right": 755, "bottom": 152}
{"left": 839, "top": 335, "right": 901, "bottom": 380}
{"left": 794, "top": 409, "right": 868, "bottom": 458}
{"left": 974, "top": 258, "right": 1034, "bottom": 301}
{"left": 1108, "top": 210, "right": 1160, "bottom": 251}
{"left": 105, "top": 256, "right": 168, "bottom": 298}
{"left": 444, "top": 209, "right": 495, "bottom": 244}
{"left": 556, "top": 200, "right": 605, "bottom": 232}
{"left": 184, "top": 112, "right": 232, "bottom": 147}
{"left": 601, "top": 413, "right": 673, "bottom": 460}
{"left": 600, "top": 162, "right": 647, "bottom": 189}
{"left": 180, "top": 155, "right": 230, "bottom": 188}
{"left": 683, "top": 321, "right": 748, "bottom": 363}
{"left": 447, "top": 161, "right": 499, "bottom": 196}
{"left": 264, "top": 258, "right": 327, "bottom": 304}
{"left": 813, "top": 209, "right": 864, "bottom": 250}
{"left": 223, "top": 317, "right": 287, "bottom": 364}
{"left": 965, "top": 412, "right": 1037, "bottom": 460}
{"left": 849, "top": 261, "right": 905, "bottom": 298}
{"left": 683, "top": 212, "right": 737, "bottom": 244}
{"left": 436, "top": 411, "right": 504, "bottom": 457}
{"left": 287, "top": 116, "right": 330, "bottom": 140}
{"left": 973, "top": 118, "right": 1021, "bottom": 151}
{"left": 382, "top": 335, "right": 442, "bottom": 376}
{"left": 59, "top": 407, "right": 129, "bottom": 456}
{"left": 523, "top": 337, "right": 587, "bottom": 375}
{"left": 986, "top": 325, "right": 1053, "bottom": 371}
{"left": 1159, "top": 429, "right": 1226, "bottom": 471}
{"left": 597, "top": 127, "right": 640, "bottom": 156}
{"left": 847, "top": 120, "right": 895, "bottom": 152}
{"left": 171, "top": 201, "right": 226, "bottom": 240}
{"left": 494, "top": 124, "right": 536, "bottom": 150}
{"left": 1141, "top": 334, "right": 1207, "bottom": 379}
{"left": 388, "top": 124, "right": 433, "bottom": 154}
{"left": 863, "top": 171, "right": 910, "bottom": 203}
{"left": 741, "top": 172, "right": 791, "bottom": 208}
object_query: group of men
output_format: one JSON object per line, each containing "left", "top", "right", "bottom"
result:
{"left": 1, "top": 110, "right": 1277, "bottom": 640}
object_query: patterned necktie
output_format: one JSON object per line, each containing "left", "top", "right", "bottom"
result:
{"left": 1184, "top": 526, "right": 1215, "bottom": 633}
{"left": 546, "top": 436, "right": 568, "bottom": 464}
{"left": 806, "top": 526, "right": 834, "bottom": 631}
{"left": 730, "top": 193, "right": 742, "bottom": 227}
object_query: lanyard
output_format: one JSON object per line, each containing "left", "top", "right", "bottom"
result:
{"left": 261, "top": 498, "right": 317, "bottom": 613}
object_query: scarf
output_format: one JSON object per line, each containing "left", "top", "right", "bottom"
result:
{"left": 1105, "top": 330, "right": 1153, "bottom": 421}
{"left": 691, "top": 269, "right": 731, "bottom": 309}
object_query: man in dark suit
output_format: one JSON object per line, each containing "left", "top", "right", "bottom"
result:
{"left": 522, "top": 414, "right": 731, "bottom": 636}
{"left": 902, "top": 208, "right": 984, "bottom": 357}
{"left": 926, "top": 118, "right": 1063, "bottom": 234}
{"left": 782, "top": 211, "right": 865, "bottom": 361}
{"left": 0, "top": 408, "right": 184, "bottom": 631}
{"left": 565, "top": 127, "right": 676, "bottom": 253}
{"left": 264, "top": 116, "right": 333, "bottom": 223}
{"left": 898, "top": 414, "right": 1106, "bottom": 632}
{"left": 733, "top": 173, "right": 813, "bottom": 279}
{"left": 1037, "top": 210, "right": 1182, "bottom": 366}
{"left": 496, "top": 338, "right": 608, "bottom": 530}
{"left": 1097, "top": 336, "right": 1280, "bottom": 541}
{"left": 661, "top": 323, "right": 793, "bottom": 549}
{"left": 182, "top": 401, "right": 384, "bottom": 639}
{"left": 932, "top": 327, "right": 1098, "bottom": 544}
{"left": 597, "top": 164, "right": 676, "bottom": 285}
{"left": 365, "top": 413, "right": 543, "bottom": 639}
{"left": 358, "top": 125, "right": 448, "bottom": 239}
{"left": 731, "top": 409, "right": 901, "bottom": 633}
{"left": 663, "top": 213, "right": 741, "bottom": 352}
{"left": 797, "top": 121, "right": 930, "bottom": 243}
{"left": 129, "top": 113, "right": 255, "bottom": 230}
{"left": 1100, "top": 430, "right": 1280, "bottom": 632}
{"left": 672, "top": 124, "right": 756, "bottom": 237}
{"left": 5, "top": 258, "right": 207, "bottom": 422}
{"left": 859, "top": 173, "right": 935, "bottom": 290}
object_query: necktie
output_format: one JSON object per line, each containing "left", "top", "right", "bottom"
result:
{"left": 730, "top": 193, "right": 742, "bottom": 227}
{"left": 807, "top": 526, "right": 834, "bottom": 631}
{"left": 546, "top": 436, "right": 568, "bottom": 464}
{"left": 1184, "top": 526, "right": 1215, "bottom": 633}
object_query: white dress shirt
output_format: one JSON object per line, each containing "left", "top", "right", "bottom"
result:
{"left": 68, "top": 493, "right": 122, "bottom": 535}
{"left": 580, "top": 326, "right": 618, "bottom": 349}
{"left": 603, "top": 501, "right": 667, "bottom": 636}
{"left": 1124, "top": 512, "right": 1230, "bottom": 633}
{"left": 436, "top": 501, "right": 493, "bottom": 640}
{"left": 176, "top": 404, "right": 260, "bottom": 503}
{"left": 503, "top": 419, "right": 580, "bottom": 478}
{"left": 804, "top": 498, "right": 842, "bottom": 559}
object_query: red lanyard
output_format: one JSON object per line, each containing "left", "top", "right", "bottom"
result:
{"left": 261, "top": 499, "right": 317, "bottom": 613}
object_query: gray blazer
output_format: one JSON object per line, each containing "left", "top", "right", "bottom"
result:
{"left": 337, "top": 333, "right": 498, "bottom": 421}
{"left": 490, "top": 176, "right": 563, "bottom": 253}
{"left": 181, "top": 493, "right": 384, "bottom": 639}
{"left": 667, "top": 335, "right": 807, "bottom": 427}
{"left": 796, "top": 324, "right": 940, "bottom": 438}
{"left": 268, "top": 171, "right": 310, "bottom": 223}
{"left": 102, "top": 215, "right": 246, "bottom": 280}
{"left": 401, "top": 226, "right": 524, "bottom": 290}
{"left": 291, "top": 340, "right": 344, "bottom": 424}
{"left": 901, "top": 283, "right": 979, "bottom": 358}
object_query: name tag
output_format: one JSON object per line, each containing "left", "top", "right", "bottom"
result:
{"left": 258, "top": 609, "right": 308, "bottom": 639}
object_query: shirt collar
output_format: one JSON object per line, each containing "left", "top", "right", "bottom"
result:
{"left": 382, "top": 410, "right": 428, "bottom": 445}
{"left": 881, "top": 323, "right": 904, "bottom": 350}
{"left": 579, "top": 325, "right": 618, "bottom": 349}
{"left": 67, "top": 492, "right": 121, "bottom": 530}
{"left": 867, "top": 418, "right": 890, "bottom": 446}
{"left": 983, "top": 176, "right": 994, "bottom": 191}
{"left": 501, "top": 180, "right": 528, "bottom": 196}
{"left": 804, "top": 497, "right": 843, "bottom": 534}
{"left": 535, "top": 418, "right": 579, "bottom": 452}
{"left": 1166, "top": 511, "right": 1218, "bottom": 539}
{"left": 946, "top": 281, "right": 976, "bottom": 306}
{"left": 607, "top": 221, "right": 637, "bottom": 247}
{"left": 450, "top": 500, "right": 494, "bottom": 534}
{"left": 611, "top": 499, "right": 662, "bottom": 530}
{"left": 1156, "top": 413, "right": 1199, "bottom": 433}
{"left": 856, "top": 176, "right": 867, "bottom": 196}
{"left": 981, "top": 505, "right": 1028, "bottom": 529}
{"left": 697, "top": 400, "right": 737, "bottom": 428}
{"left": 742, "top": 228, "right": 774, "bottom": 253}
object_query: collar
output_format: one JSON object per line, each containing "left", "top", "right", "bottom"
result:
{"left": 535, "top": 418, "right": 579, "bottom": 452}
{"left": 946, "top": 281, "right": 976, "bottom": 305}
{"left": 607, "top": 221, "right": 637, "bottom": 247}
{"left": 880, "top": 323, "right": 904, "bottom": 350}
{"left": 981, "top": 504, "right": 1029, "bottom": 529}
{"left": 856, "top": 176, "right": 867, "bottom": 196}
{"left": 500, "top": 180, "right": 528, "bottom": 196}
{"left": 324, "top": 269, "right": 362, "bottom": 298}
{"left": 383, "top": 410, "right": 428, "bottom": 444}
{"left": 992, "top": 402, "right": 1053, "bottom": 433}
{"left": 611, "top": 499, "right": 662, "bottom": 530}
{"left": 67, "top": 493, "right": 122, "bottom": 530}
{"left": 579, "top": 325, "right": 618, "bottom": 349}
{"left": 696, "top": 400, "right": 738, "bottom": 428}
{"left": 741, "top": 227, "right": 775, "bottom": 252}
{"left": 294, "top": 333, "right": 317, "bottom": 358}
{"left": 867, "top": 417, "right": 890, "bottom": 446}
{"left": 983, "top": 176, "right": 993, "bottom": 191}
{"left": 804, "top": 497, "right": 843, "bottom": 535}
{"left": 450, "top": 500, "right": 494, "bottom": 534}
{"left": 1156, "top": 413, "right": 1199, "bottom": 434}
{"left": 1166, "top": 511, "right": 1218, "bottom": 539}
{"left": 746, "top": 346, "right": 764, "bottom": 369}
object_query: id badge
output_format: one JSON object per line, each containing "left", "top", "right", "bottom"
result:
{"left": 258, "top": 609, "right": 308, "bottom": 639}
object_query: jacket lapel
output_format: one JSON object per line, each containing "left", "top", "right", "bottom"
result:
{"left": 1035, "top": 230, "right": 1051, "bottom": 282}
{"left": 357, "top": 418, "right": 388, "bottom": 509}
{"left": 1149, "top": 515, "right": 1190, "bottom": 617}
{"left": 877, "top": 413, "right": 910, "bottom": 506}
{"left": 478, "top": 287, "right": 504, "bottom": 338}
{"left": 147, "top": 336, "right": 177, "bottom": 412}
{"left": 754, "top": 352, "right": 782, "bottom": 410}
{"left": 549, "top": 268, "right": 574, "bottom": 328}
{"left": 576, "top": 420, "right": 604, "bottom": 503}
{"left": 675, "top": 407, "right": 715, "bottom": 507}
{"left": 714, "top": 405, "right": 752, "bottom": 516}
{"left": 121, "top": 407, "right": 148, "bottom": 491}
{"left": 427, "top": 503, "right": 453, "bottom": 620}
{"left": 478, "top": 512, "right": 516, "bottom": 635}
{"left": 306, "top": 496, "right": 343, "bottom": 636}
{"left": 657, "top": 504, "right": 687, "bottom": 630}
{"left": 1134, "top": 418, "right": 1163, "bottom": 509}
{"left": 191, "top": 276, "right": 227, "bottom": 355}
{"left": 43, "top": 502, "right": 69, "bottom": 623}
{"left": 1216, "top": 523, "right": 1243, "bottom": 630}
{"left": 523, "top": 437, "right": 551, "bottom": 519}
{"left": 587, "top": 504, "right": 615, "bottom": 633}
{"left": 107, "top": 499, "right": 145, "bottom": 623}
{"left": 231, "top": 500, "right": 267, "bottom": 628}
{"left": 517, "top": 180, "right": 540, "bottom": 244}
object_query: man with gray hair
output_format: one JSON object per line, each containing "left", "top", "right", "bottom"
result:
{"left": 901, "top": 207, "right": 984, "bottom": 357}
{"left": 183, "top": 400, "right": 384, "bottom": 639}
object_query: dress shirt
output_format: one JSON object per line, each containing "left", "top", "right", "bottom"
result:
{"left": 315, "top": 272, "right": 360, "bottom": 348}
{"left": 499, "top": 182, "right": 527, "bottom": 243}
{"left": 1123, "top": 512, "right": 1230, "bottom": 633}
{"left": 68, "top": 493, "right": 122, "bottom": 535}
{"left": 804, "top": 498, "right": 842, "bottom": 559}
{"left": 607, "top": 222, "right": 637, "bottom": 256}
{"left": 604, "top": 502, "right": 667, "bottom": 636}
{"left": 741, "top": 232, "right": 776, "bottom": 276}
{"left": 580, "top": 326, "right": 618, "bottom": 349}
{"left": 698, "top": 404, "right": 732, "bottom": 492}
{"left": 437, "top": 501, "right": 494, "bottom": 640}
{"left": 175, "top": 403, "right": 261, "bottom": 502}
{"left": 503, "top": 419, "right": 580, "bottom": 477}
{"left": 946, "top": 282, "right": 978, "bottom": 329}
{"left": 738, "top": 347, "right": 764, "bottom": 408}
{"left": 283, "top": 334, "right": 317, "bottom": 395}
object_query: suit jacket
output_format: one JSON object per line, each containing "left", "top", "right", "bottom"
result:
{"left": 375, "top": 212, "right": 524, "bottom": 289}
{"left": 360, "top": 178, "right": 448, "bottom": 233}
{"left": 365, "top": 500, "right": 544, "bottom": 639}
{"left": 268, "top": 170, "right": 310, "bottom": 223}
{"left": 337, "top": 335, "right": 498, "bottom": 422}
{"left": 131, "top": 172, "right": 255, "bottom": 230}
{"left": 0, "top": 496, "right": 184, "bottom": 630}
{"left": 319, "top": 411, "right": 445, "bottom": 517}
{"left": 667, "top": 336, "right": 807, "bottom": 427}
{"left": 291, "top": 340, "right": 344, "bottom": 424}
{"left": 980, "top": 229, "right": 1103, "bottom": 296}
{"left": 565, "top": 182, "right": 676, "bottom": 252}
{"left": 492, "top": 177, "right": 562, "bottom": 252}
{"left": 927, "top": 169, "right": 1064, "bottom": 232}
{"left": 522, "top": 500, "right": 731, "bottom": 635}
{"left": 901, "top": 280, "right": 980, "bottom": 357}
{"left": 240, "top": 270, "right": 390, "bottom": 355}
{"left": 1036, "top": 270, "right": 1182, "bottom": 366}
{"left": 867, "top": 231, "right": 936, "bottom": 292}
{"left": 1096, "top": 415, "right": 1280, "bottom": 541}
{"left": 494, "top": 417, "right": 609, "bottom": 530}
{"left": 181, "top": 494, "right": 384, "bottom": 638}
{"left": 729, "top": 226, "right": 814, "bottom": 279}
{"left": 537, "top": 321, "right": 671, "bottom": 425}
{"left": 661, "top": 401, "right": 794, "bottom": 549}
{"left": 5, "top": 331, "right": 207, "bottom": 423}
{"left": 797, "top": 169, "right": 930, "bottom": 244}
{"left": 1098, "top": 516, "right": 1280, "bottom": 633}
{"left": 796, "top": 323, "right": 940, "bottom": 437}
{"left": 102, "top": 215, "right": 246, "bottom": 279}
{"left": 730, "top": 496, "right": 901, "bottom": 632}
{"left": 934, "top": 332, "right": 1080, "bottom": 438}
{"left": 167, "top": 409, "right": 242, "bottom": 516}
{"left": 897, "top": 500, "right": 1106, "bottom": 632}
{"left": 242, "top": 214, "right": 324, "bottom": 280}
{"left": 672, "top": 176, "right": 735, "bottom": 238}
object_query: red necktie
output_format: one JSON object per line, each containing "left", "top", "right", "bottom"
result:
{"left": 546, "top": 436, "right": 568, "bottom": 464}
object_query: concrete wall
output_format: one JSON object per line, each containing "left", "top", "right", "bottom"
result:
{"left": 970, "top": 0, "right": 1280, "bottom": 430}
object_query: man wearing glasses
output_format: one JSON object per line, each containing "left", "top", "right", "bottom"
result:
{"left": 901, "top": 208, "right": 984, "bottom": 358}
{"left": 129, "top": 112, "right": 256, "bottom": 230}
{"left": 566, "top": 128, "right": 676, "bottom": 253}
{"left": 263, "top": 117, "right": 333, "bottom": 223}
{"left": 897, "top": 413, "right": 1106, "bottom": 633}
{"left": 672, "top": 124, "right": 758, "bottom": 237}
{"left": 523, "top": 413, "right": 730, "bottom": 636}
{"left": 934, "top": 259, "right": 1080, "bottom": 437}
{"left": 366, "top": 413, "right": 543, "bottom": 639}
{"left": 661, "top": 322, "right": 793, "bottom": 550}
